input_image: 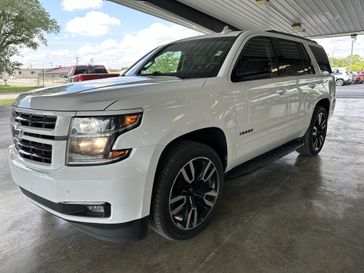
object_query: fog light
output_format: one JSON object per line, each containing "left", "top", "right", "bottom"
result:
{"left": 85, "top": 203, "right": 111, "bottom": 217}
{"left": 86, "top": 205, "right": 105, "bottom": 214}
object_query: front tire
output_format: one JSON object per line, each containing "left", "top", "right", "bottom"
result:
{"left": 150, "top": 141, "right": 224, "bottom": 240}
{"left": 297, "top": 106, "right": 328, "bottom": 156}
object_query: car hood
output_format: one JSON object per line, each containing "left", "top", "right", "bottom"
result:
{"left": 14, "top": 76, "right": 206, "bottom": 111}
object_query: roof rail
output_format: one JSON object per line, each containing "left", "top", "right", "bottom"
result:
{"left": 267, "top": 30, "right": 318, "bottom": 44}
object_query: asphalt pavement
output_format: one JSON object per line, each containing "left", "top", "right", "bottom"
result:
{"left": 336, "top": 84, "right": 364, "bottom": 98}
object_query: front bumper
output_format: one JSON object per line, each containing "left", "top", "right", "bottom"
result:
{"left": 9, "top": 144, "right": 162, "bottom": 241}
{"left": 20, "top": 187, "right": 148, "bottom": 242}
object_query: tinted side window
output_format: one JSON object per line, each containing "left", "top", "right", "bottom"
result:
{"left": 274, "top": 39, "right": 313, "bottom": 76}
{"left": 232, "top": 37, "right": 277, "bottom": 82}
{"left": 310, "top": 46, "right": 332, "bottom": 73}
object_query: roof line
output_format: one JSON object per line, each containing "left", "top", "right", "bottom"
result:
{"left": 267, "top": 30, "right": 318, "bottom": 44}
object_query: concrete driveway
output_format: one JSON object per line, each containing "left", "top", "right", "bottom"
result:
{"left": 1, "top": 99, "right": 364, "bottom": 273}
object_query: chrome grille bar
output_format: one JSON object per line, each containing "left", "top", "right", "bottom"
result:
{"left": 12, "top": 111, "right": 57, "bottom": 129}
{"left": 14, "top": 138, "right": 52, "bottom": 164}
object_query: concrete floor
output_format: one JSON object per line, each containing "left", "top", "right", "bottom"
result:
{"left": 336, "top": 83, "right": 364, "bottom": 99}
{"left": 1, "top": 98, "right": 364, "bottom": 273}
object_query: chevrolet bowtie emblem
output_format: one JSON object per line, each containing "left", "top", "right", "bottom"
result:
{"left": 12, "top": 123, "right": 23, "bottom": 140}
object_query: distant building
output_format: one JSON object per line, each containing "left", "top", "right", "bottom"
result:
{"left": 13, "top": 68, "right": 44, "bottom": 79}
{"left": 46, "top": 67, "right": 70, "bottom": 79}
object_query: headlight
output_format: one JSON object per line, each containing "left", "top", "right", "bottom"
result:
{"left": 66, "top": 113, "right": 142, "bottom": 165}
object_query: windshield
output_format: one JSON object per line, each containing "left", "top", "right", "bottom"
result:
{"left": 128, "top": 37, "right": 236, "bottom": 79}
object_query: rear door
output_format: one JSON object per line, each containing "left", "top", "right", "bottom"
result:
{"left": 271, "top": 38, "right": 317, "bottom": 140}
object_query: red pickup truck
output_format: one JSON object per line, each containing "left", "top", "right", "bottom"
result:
{"left": 67, "top": 65, "right": 120, "bottom": 82}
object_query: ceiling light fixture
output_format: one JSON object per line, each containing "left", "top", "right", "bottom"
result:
{"left": 292, "top": 23, "right": 303, "bottom": 32}
{"left": 256, "top": 0, "right": 270, "bottom": 8}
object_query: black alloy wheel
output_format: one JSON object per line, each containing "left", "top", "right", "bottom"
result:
{"left": 312, "top": 112, "right": 327, "bottom": 152}
{"left": 168, "top": 157, "right": 219, "bottom": 230}
{"left": 150, "top": 141, "right": 224, "bottom": 240}
{"left": 297, "top": 106, "right": 328, "bottom": 156}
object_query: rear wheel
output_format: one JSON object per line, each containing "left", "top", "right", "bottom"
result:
{"left": 297, "top": 106, "right": 328, "bottom": 156}
{"left": 150, "top": 141, "right": 224, "bottom": 240}
{"left": 336, "top": 79, "right": 344, "bottom": 86}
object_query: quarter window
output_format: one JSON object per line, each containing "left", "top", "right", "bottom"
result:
{"left": 232, "top": 37, "right": 277, "bottom": 82}
{"left": 274, "top": 39, "right": 313, "bottom": 76}
{"left": 310, "top": 46, "right": 332, "bottom": 73}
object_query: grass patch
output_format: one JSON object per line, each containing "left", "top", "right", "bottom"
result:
{"left": 0, "top": 99, "right": 15, "bottom": 106}
{"left": 0, "top": 85, "right": 39, "bottom": 94}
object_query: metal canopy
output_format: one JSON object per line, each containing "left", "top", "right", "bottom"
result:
{"left": 111, "top": 0, "right": 364, "bottom": 38}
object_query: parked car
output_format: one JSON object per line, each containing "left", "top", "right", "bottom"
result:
{"left": 332, "top": 70, "right": 352, "bottom": 86}
{"left": 9, "top": 30, "right": 335, "bottom": 242}
{"left": 352, "top": 71, "right": 364, "bottom": 84}
{"left": 67, "top": 65, "right": 120, "bottom": 82}
{"left": 359, "top": 71, "right": 364, "bottom": 83}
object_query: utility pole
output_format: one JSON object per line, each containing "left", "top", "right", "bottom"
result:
{"left": 75, "top": 57, "right": 79, "bottom": 65}
{"left": 350, "top": 34, "right": 358, "bottom": 68}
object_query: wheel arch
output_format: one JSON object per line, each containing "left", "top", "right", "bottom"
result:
{"left": 157, "top": 127, "right": 228, "bottom": 172}
{"left": 316, "top": 98, "right": 330, "bottom": 114}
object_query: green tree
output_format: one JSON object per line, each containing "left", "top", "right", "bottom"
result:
{"left": 0, "top": 0, "right": 60, "bottom": 74}
{"left": 145, "top": 52, "right": 181, "bottom": 74}
{"left": 346, "top": 62, "right": 364, "bottom": 71}
{"left": 329, "top": 54, "right": 362, "bottom": 70}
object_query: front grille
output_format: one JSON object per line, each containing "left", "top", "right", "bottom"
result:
{"left": 14, "top": 138, "right": 52, "bottom": 164}
{"left": 24, "top": 132, "right": 55, "bottom": 140}
{"left": 12, "top": 111, "right": 57, "bottom": 129}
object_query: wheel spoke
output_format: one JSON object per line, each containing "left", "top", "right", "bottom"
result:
{"left": 319, "top": 135, "right": 324, "bottom": 147}
{"left": 170, "top": 195, "right": 186, "bottom": 205}
{"left": 317, "top": 113, "right": 323, "bottom": 125}
{"left": 313, "top": 127, "right": 318, "bottom": 137}
{"left": 185, "top": 207, "right": 198, "bottom": 229}
{"left": 313, "top": 138, "right": 319, "bottom": 150}
{"left": 181, "top": 161, "right": 195, "bottom": 183}
{"left": 201, "top": 162, "right": 216, "bottom": 182}
{"left": 321, "top": 119, "right": 327, "bottom": 130}
{"left": 203, "top": 190, "right": 218, "bottom": 207}
{"left": 170, "top": 195, "right": 187, "bottom": 215}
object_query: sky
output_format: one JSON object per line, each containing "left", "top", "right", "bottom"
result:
{"left": 14, "top": 0, "right": 200, "bottom": 69}
{"left": 13, "top": 0, "right": 364, "bottom": 69}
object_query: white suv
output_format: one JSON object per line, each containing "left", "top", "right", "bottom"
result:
{"left": 9, "top": 30, "right": 335, "bottom": 242}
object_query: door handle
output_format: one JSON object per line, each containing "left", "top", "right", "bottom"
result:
{"left": 276, "top": 89, "right": 288, "bottom": 95}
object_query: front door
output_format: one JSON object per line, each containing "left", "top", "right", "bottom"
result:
{"left": 230, "top": 36, "right": 289, "bottom": 164}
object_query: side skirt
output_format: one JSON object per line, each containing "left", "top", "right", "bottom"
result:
{"left": 226, "top": 138, "right": 304, "bottom": 180}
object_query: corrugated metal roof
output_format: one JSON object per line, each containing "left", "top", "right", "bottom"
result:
{"left": 111, "top": 0, "right": 364, "bottom": 37}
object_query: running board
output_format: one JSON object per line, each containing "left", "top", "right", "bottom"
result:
{"left": 226, "top": 138, "right": 304, "bottom": 180}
